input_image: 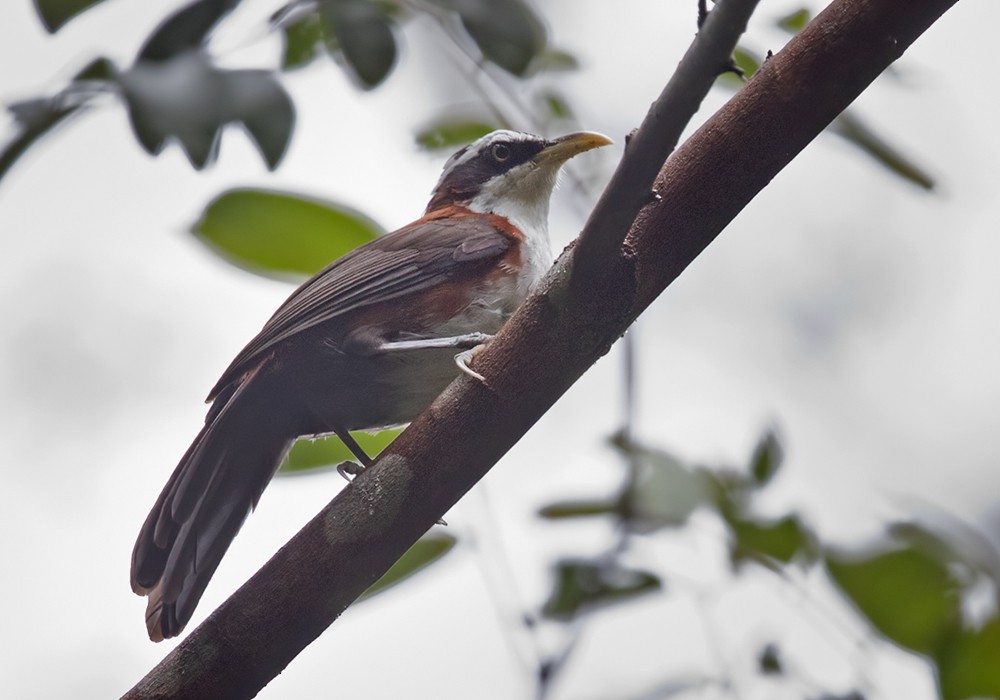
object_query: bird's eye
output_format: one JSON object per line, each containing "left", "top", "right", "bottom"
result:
{"left": 491, "top": 143, "right": 511, "bottom": 162}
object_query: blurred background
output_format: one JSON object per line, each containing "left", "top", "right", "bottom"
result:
{"left": 1, "top": 1, "right": 998, "bottom": 698}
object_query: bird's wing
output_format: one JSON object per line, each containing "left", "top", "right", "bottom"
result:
{"left": 208, "top": 208, "right": 515, "bottom": 399}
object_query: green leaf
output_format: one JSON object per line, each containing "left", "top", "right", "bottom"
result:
{"left": 360, "top": 534, "right": 457, "bottom": 600}
{"left": 728, "top": 514, "right": 809, "bottom": 564}
{"left": 529, "top": 47, "right": 579, "bottom": 73}
{"left": 758, "top": 644, "right": 783, "bottom": 675}
{"left": 192, "top": 188, "right": 384, "bottom": 278}
{"left": 320, "top": 0, "right": 397, "bottom": 88}
{"left": 830, "top": 112, "right": 935, "bottom": 190}
{"left": 749, "top": 429, "right": 782, "bottom": 486}
{"left": 542, "top": 560, "right": 660, "bottom": 620}
{"left": 538, "top": 90, "right": 574, "bottom": 121}
{"left": 281, "top": 13, "right": 325, "bottom": 71}
{"left": 280, "top": 430, "right": 402, "bottom": 474}
{"left": 937, "top": 616, "right": 1000, "bottom": 700}
{"left": 415, "top": 120, "right": 496, "bottom": 151}
{"left": 74, "top": 56, "right": 117, "bottom": 82}
{"left": 537, "top": 499, "right": 617, "bottom": 519}
{"left": 717, "top": 46, "right": 761, "bottom": 88}
{"left": 776, "top": 8, "right": 811, "bottom": 33}
{"left": 33, "top": 0, "right": 107, "bottom": 32}
{"left": 431, "top": 0, "right": 546, "bottom": 76}
{"left": 826, "top": 546, "right": 960, "bottom": 653}
{"left": 138, "top": 0, "right": 241, "bottom": 62}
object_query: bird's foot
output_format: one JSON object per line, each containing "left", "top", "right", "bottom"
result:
{"left": 455, "top": 344, "right": 487, "bottom": 383}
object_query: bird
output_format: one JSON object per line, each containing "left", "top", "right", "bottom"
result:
{"left": 130, "top": 129, "right": 612, "bottom": 641}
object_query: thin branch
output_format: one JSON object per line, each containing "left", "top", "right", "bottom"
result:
{"left": 123, "top": 0, "right": 961, "bottom": 697}
{"left": 569, "top": 0, "right": 761, "bottom": 293}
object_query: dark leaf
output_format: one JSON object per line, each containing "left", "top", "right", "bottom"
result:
{"left": 431, "top": 0, "right": 546, "bottom": 76}
{"left": 359, "top": 534, "right": 457, "bottom": 600}
{"left": 138, "top": 0, "right": 241, "bottom": 62}
{"left": 191, "top": 188, "right": 384, "bottom": 278}
{"left": 776, "top": 8, "right": 811, "bottom": 33}
{"left": 1, "top": 99, "right": 78, "bottom": 182}
{"left": 33, "top": 0, "right": 107, "bottom": 32}
{"left": 415, "top": 120, "right": 496, "bottom": 151}
{"left": 937, "top": 616, "right": 1000, "bottom": 700}
{"left": 728, "top": 514, "right": 810, "bottom": 565}
{"left": 320, "top": 0, "right": 398, "bottom": 88}
{"left": 542, "top": 560, "right": 660, "bottom": 620}
{"left": 120, "top": 53, "right": 294, "bottom": 170}
{"left": 826, "top": 545, "right": 960, "bottom": 653}
{"left": 224, "top": 70, "right": 295, "bottom": 168}
{"left": 830, "top": 112, "right": 935, "bottom": 190}
{"left": 281, "top": 12, "right": 325, "bottom": 71}
{"left": 74, "top": 56, "right": 117, "bottom": 82}
{"left": 749, "top": 429, "right": 783, "bottom": 486}
{"left": 280, "top": 430, "right": 402, "bottom": 474}
{"left": 758, "top": 643, "right": 783, "bottom": 675}
{"left": 538, "top": 499, "right": 617, "bottom": 519}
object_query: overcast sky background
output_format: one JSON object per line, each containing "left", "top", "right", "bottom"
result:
{"left": 1, "top": 1, "right": 999, "bottom": 698}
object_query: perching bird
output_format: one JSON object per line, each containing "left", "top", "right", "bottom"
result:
{"left": 130, "top": 129, "right": 612, "bottom": 641}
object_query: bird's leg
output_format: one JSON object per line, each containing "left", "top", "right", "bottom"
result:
{"left": 335, "top": 426, "right": 373, "bottom": 482}
{"left": 376, "top": 332, "right": 494, "bottom": 353}
{"left": 377, "top": 332, "right": 493, "bottom": 382}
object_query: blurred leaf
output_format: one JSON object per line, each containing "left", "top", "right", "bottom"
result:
{"left": 192, "top": 188, "right": 384, "bottom": 278}
{"left": 539, "top": 89, "right": 574, "bottom": 121}
{"left": 360, "top": 534, "right": 457, "bottom": 600}
{"left": 529, "top": 47, "right": 579, "bottom": 73}
{"left": 431, "top": 0, "right": 546, "bottom": 76}
{"left": 1, "top": 99, "right": 78, "bottom": 182}
{"left": 121, "top": 53, "right": 294, "bottom": 169}
{"left": 542, "top": 560, "right": 660, "bottom": 620}
{"left": 613, "top": 435, "right": 715, "bottom": 530}
{"left": 33, "top": 0, "right": 107, "bottom": 32}
{"left": 138, "top": 0, "right": 241, "bottom": 62}
{"left": 729, "top": 514, "right": 810, "bottom": 565}
{"left": 320, "top": 0, "right": 397, "bottom": 88}
{"left": 281, "top": 12, "right": 325, "bottom": 71}
{"left": 280, "top": 429, "right": 402, "bottom": 474}
{"left": 937, "top": 616, "right": 1000, "bottom": 700}
{"left": 776, "top": 8, "right": 811, "bottom": 33}
{"left": 538, "top": 499, "right": 617, "bottom": 519}
{"left": 830, "top": 112, "right": 935, "bottom": 190}
{"left": 74, "top": 56, "right": 117, "bottom": 81}
{"left": 224, "top": 70, "right": 295, "bottom": 168}
{"left": 826, "top": 545, "right": 960, "bottom": 653}
{"left": 749, "top": 429, "right": 783, "bottom": 486}
{"left": 415, "top": 120, "right": 495, "bottom": 151}
{"left": 758, "top": 643, "right": 783, "bottom": 675}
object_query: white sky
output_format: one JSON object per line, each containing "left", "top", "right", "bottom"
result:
{"left": 1, "top": 1, "right": 999, "bottom": 698}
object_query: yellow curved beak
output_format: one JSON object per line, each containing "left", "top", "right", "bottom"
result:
{"left": 535, "top": 131, "right": 614, "bottom": 164}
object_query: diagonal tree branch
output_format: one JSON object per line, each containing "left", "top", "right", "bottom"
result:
{"left": 123, "top": 0, "right": 959, "bottom": 697}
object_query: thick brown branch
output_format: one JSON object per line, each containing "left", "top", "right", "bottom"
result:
{"left": 123, "top": 0, "right": 959, "bottom": 697}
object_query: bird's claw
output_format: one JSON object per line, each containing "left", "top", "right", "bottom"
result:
{"left": 455, "top": 344, "right": 487, "bottom": 383}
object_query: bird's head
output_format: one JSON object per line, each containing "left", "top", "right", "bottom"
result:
{"left": 427, "top": 130, "right": 612, "bottom": 236}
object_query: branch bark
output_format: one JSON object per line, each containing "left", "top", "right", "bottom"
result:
{"left": 123, "top": 0, "right": 959, "bottom": 697}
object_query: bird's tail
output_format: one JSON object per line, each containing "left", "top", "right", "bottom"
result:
{"left": 130, "top": 368, "right": 293, "bottom": 641}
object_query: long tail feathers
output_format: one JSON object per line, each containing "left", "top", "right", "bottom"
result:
{"left": 131, "top": 372, "right": 293, "bottom": 641}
